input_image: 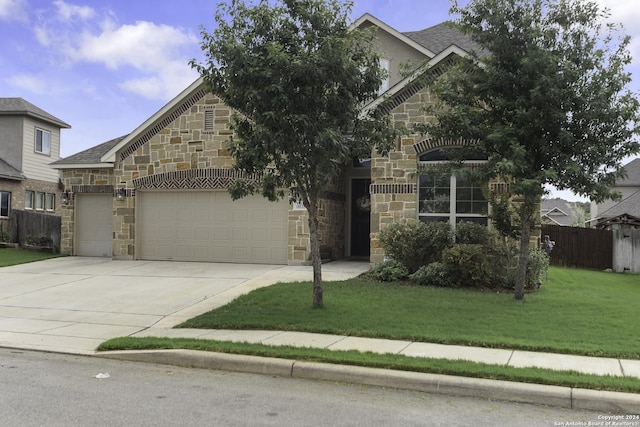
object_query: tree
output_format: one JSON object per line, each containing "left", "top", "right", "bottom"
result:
{"left": 423, "top": 0, "right": 640, "bottom": 300}
{"left": 191, "top": 0, "right": 395, "bottom": 307}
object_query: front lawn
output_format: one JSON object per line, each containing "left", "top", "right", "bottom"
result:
{"left": 0, "top": 247, "right": 59, "bottom": 267}
{"left": 180, "top": 267, "right": 640, "bottom": 359}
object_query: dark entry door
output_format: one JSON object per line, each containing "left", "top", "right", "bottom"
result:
{"left": 351, "top": 178, "right": 371, "bottom": 257}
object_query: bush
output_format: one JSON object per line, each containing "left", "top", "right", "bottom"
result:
{"left": 485, "top": 242, "right": 519, "bottom": 288}
{"left": 441, "top": 244, "right": 490, "bottom": 287}
{"left": 0, "top": 223, "right": 9, "bottom": 242}
{"left": 526, "top": 248, "right": 549, "bottom": 289}
{"left": 485, "top": 244, "right": 549, "bottom": 290}
{"left": 26, "top": 234, "right": 53, "bottom": 247}
{"left": 410, "top": 262, "right": 455, "bottom": 287}
{"left": 455, "top": 221, "right": 492, "bottom": 245}
{"left": 379, "top": 221, "right": 452, "bottom": 273}
{"left": 366, "top": 260, "right": 409, "bottom": 282}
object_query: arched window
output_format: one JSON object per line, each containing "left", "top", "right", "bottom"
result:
{"left": 418, "top": 149, "right": 488, "bottom": 226}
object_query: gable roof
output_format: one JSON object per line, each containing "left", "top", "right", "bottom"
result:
{"left": 57, "top": 14, "right": 482, "bottom": 169}
{"left": 540, "top": 198, "right": 581, "bottom": 227}
{"left": 100, "top": 78, "right": 207, "bottom": 164}
{"left": 404, "top": 21, "right": 484, "bottom": 56}
{"left": 0, "top": 157, "right": 25, "bottom": 181}
{"left": 616, "top": 158, "right": 640, "bottom": 186}
{"left": 0, "top": 98, "right": 71, "bottom": 129}
{"left": 599, "top": 189, "right": 640, "bottom": 219}
{"left": 352, "top": 13, "right": 437, "bottom": 58}
{"left": 361, "top": 43, "right": 471, "bottom": 115}
{"left": 51, "top": 135, "right": 127, "bottom": 169}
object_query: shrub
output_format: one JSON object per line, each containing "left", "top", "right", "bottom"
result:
{"left": 485, "top": 241, "right": 519, "bottom": 288}
{"left": 526, "top": 248, "right": 549, "bottom": 289}
{"left": 441, "top": 244, "right": 490, "bottom": 287}
{"left": 410, "top": 262, "right": 455, "bottom": 287}
{"left": 379, "top": 221, "right": 452, "bottom": 273}
{"left": 0, "top": 223, "right": 9, "bottom": 242}
{"left": 366, "top": 260, "right": 409, "bottom": 282}
{"left": 455, "top": 221, "right": 492, "bottom": 245}
{"left": 26, "top": 234, "right": 53, "bottom": 247}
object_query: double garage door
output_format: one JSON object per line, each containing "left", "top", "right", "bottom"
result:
{"left": 137, "top": 191, "right": 289, "bottom": 264}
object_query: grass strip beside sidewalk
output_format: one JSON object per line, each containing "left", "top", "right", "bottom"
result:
{"left": 98, "top": 336, "right": 640, "bottom": 394}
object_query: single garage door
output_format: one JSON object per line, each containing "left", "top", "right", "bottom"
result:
{"left": 137, "top": 191, "right": 289, "bottom": 264}
{"left": 75, "top": 193, "right": 113, "bottom": 257}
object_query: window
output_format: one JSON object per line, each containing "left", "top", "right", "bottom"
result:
{"left": 35, "top": 192, "right": 45, "bottom": 211}
{"left": 0, "top": 192, "right": 10, "bottom": 217}
{"left": 25, "top": 191, "right": 34, "bottom": 210}
{"left": 418, "top": 173, "right": 488, "bottom": 226}
{"left": 35, "top": 128, "right": 51, "bottom": 155}
{"left": 418, "top": 148, "right": 489, "bottom": 226}
{"left": 46, "top": 193, "right": 55, "bottom": 212}
{"left": 204, "top": 110, "right": 214, "bottom": 131}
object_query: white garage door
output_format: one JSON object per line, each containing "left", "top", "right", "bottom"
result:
{"left": 75, "top": 193, "right": 113, "bottom": 257}
{"left": 137, "top": 191, "right": 289, "bottom": 264}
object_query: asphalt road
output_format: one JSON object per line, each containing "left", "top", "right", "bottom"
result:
{"left": 0, "top": 349, "right": 606, "bottom": 426}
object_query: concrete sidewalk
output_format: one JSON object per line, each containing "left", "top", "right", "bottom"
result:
{"left": 131, "top": 327, "right": 640, "bottom": 379}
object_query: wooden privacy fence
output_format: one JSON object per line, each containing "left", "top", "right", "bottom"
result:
{"left": 541, "top": 224, "right": 613, "bottom": 270}
{"left": 7, "top": 210, "right": 61, "bottom": 253}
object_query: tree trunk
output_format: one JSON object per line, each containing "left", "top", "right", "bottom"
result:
{"left": 514, "top": 203, "right": 533, "bottom": 301}
{"left": 306, "top": 196, "right": 323, "bottom": 308}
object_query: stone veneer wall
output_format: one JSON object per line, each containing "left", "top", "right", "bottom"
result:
{"left": 287, "top": 189, "right": 346, "bottom": 264}
{"left": 60, "top": 169, "right": 114, "bottom": 255}
{"left": 60, "top": 92, "right": 328, "bottom": 263}
{"left": 369, "top": 87, "right": 435, "bottom": 263}
{"left": 369, "top": 86, "right": 540, "bottom": 263}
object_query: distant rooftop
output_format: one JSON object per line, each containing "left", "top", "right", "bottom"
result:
{"left": 616, "top": 158, "right": 640, "bottom": 186}
{"left": 0, "top": 98, "right": 71, "bottom": 129}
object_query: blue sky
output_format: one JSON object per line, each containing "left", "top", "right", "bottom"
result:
{"left": 2, "top": 0, "right": 638, "bottom": 200}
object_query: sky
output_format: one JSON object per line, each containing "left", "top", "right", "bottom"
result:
{"left": 1, "top": 0, "right": 639, "bottom": 201}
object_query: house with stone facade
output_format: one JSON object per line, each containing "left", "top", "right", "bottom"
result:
{"left": 0, "top": 98, "right": 70, "bottom": 238}
{"left": 52, "top": 14, "right": 496, "bottom": 264}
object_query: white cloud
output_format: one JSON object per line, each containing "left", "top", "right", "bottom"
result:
{"left": 6, "top": 74, "right": 47, "bottom": 94}
{"left": 74, "top": 20, "right": 196, "bottom": 71}
{"left": 29, "top": 7, "right": 199, "bottom": 100}
{"left": 0, "top": 0, "right": 27, "bottom": 22}
{"left": 53, "top": 0, "right": 95, "bottom": 22}
{"left": 69, "top": 19, "right": 199, "bottom": 99}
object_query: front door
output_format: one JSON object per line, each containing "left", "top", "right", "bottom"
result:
{"left": 351, "top": 178, "right": 371, "bottom": 257}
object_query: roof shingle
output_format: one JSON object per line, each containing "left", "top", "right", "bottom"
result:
{"left": 51, "top": 135, "right": 127, "bottom": 166}
{"left": 403, "top": 21, "right": 484, "bottom": 56}
{"left": 0, "top": 157, "right": 25, "bottom": 181}
{"left": 0, "top": 98, "right": 71, "bottom": 129}
{"left": 617, "top": 158, "right": 640, "bottom": 186}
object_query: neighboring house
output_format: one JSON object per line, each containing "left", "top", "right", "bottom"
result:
{"left": 0, "top": 98, "right": 70, "bottom": 233}
{"left": 52, "top": 14, "right": 502, "bottom": 264}
{"left": 541, "top": 198, "right": 584, "bottom": 227}
{"left": 591, "top": 158, "right": 640, "bottom": 229}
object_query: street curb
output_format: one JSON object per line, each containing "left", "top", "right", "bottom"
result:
{"left": 97, "top": 349, "right": 640, "bottom": 413}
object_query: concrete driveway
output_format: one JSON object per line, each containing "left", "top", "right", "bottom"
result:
{"left": 0, "top": 257, "right": 368, "bottom": 354}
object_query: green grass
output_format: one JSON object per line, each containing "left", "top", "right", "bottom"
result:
{"left": 0, "top": 247, "right": 59, "bottom": 267}
{"left": 98, "top": 336, "right": 640, "bottom": 394}
{"left": 179, "top": 267, "right": 640, "bottom": 359}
